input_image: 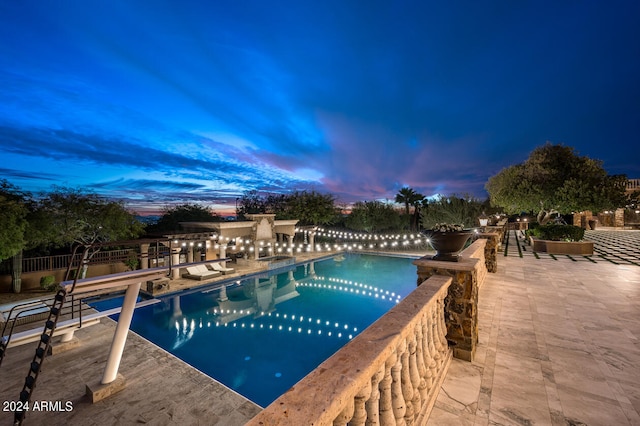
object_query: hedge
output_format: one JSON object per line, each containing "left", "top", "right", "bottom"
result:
{"left": 527, "top": 224, "right": 585, "bottom": 242}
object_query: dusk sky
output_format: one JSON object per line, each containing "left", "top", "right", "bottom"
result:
{"left": 1, "top": 1, "right": 639, "bottom": 215}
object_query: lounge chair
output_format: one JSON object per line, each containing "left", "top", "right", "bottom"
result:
{"left": 207, "top": 262, "right": 235, "bottom": 275}
{"left": 182, "top": 265, "right": 221, "bottom": 280}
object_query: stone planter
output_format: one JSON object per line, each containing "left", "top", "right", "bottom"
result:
{"left": 530, "top": 237, "right": 594, "bottom": 255}
{"left": 425, "top": 231, "right": 473, "bottom": 262}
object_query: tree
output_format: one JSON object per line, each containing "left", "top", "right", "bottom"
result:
{"left": 264, "top": 193, "right": 288, "bottom": 216}
{"left": 280, "top": 190, "right": 338, "bottom": 226}
{"left": 421, "top": 194, "right": 487, "bottom": 229}
{"left": 37, "top": 187, "right": 145, "bottom": 279}
{"left": 0, "top": 181, "right": 63, "bottom": 292}
{"left": 237, "top": 190, "right": 266, "bottom": 219}
{"left": 395, "top": 187, "right": 424, "bottom": 231}
{"left": 38, "top": 187, "right": 144, "bottom": 245}
{"left": 1, "top": 184, "right": 145, "bottom": 291}
{"left": 346, "top": 201, "right": 403, "bottom": 233}
{"left": 486, "top": 143, "right": 628, "bottom": 224}
{"left": 152, "top": 203, "right": 221, "bottom": 233}
{"left": 237, "top": 190, "right": 339, "bottom": 226}
{"left": 0, "top": 180, "right": 29, "bottom": 261}
{"left": 0, "top": 181, "right": 32, "bottom": 293}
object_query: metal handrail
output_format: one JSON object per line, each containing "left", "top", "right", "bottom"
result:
{"left": 0, "top": 294, "right": 95, "bottom": 367}
{"left": 1, "top": 300, "right": 58, "bottom": 367}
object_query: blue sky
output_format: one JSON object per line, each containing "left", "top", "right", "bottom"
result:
{"left": 1, "top": 1, "right": 639, "bottom": 215}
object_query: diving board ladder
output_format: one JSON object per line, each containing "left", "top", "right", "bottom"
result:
{"left": 12, "top": 289, "right": 66, "bottom": 425}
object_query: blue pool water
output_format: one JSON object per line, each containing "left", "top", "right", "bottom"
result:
{"left": 90, "top": 253, "right": 418, "bottom": 407}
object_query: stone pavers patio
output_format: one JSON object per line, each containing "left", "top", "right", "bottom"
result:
{"left": 585, "top": 230, "right": 640, "bottom": 266}
{"left": 428, "top": 230, "right": 640, "bottom": 425}
{"left": 505, "top": 228, "right": 640, "bottom": 266}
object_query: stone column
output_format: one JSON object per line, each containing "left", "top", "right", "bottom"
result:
{"left": 615, "top": 208, "right": 625, "bottom": 228}
{"left": 187, "top": 243, "right": 194, "bottom": 263}
{"left": 475, "top": 232, "right": 499, "bottom": 272}
{"left": 285, "top": 234, "right": 295, "bottom": 255}
{"left": 308, "top": 232, "right": 315, "bottom": 252}
{"left": 413, "top": 256, "right": 479, "bottom": 362}
{"left": 171, "top": 247, "right": 182, "bottom": 279}
{"left": 140, "top": 243, "right": 149, "bottom": 269}
{"left": 572, "top": 212, "right": 581, "bottom": 227}
{"left": 203, "top": 243, "right": 210, "bottom": 261}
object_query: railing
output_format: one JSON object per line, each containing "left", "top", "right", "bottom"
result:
{"left": 0, "top": 249, "right": 139, "bottom": 274}
{"left": 246, "top": 274, "right": 452, "bottom": 425}
{"left": 0, "top": 256, "right": 55, "bottom": 275}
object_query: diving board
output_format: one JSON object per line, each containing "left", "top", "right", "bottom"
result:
{"left": 3, "top": 298, "right": 161, "bottom": 349}
{"left": 60, "top": 267, "right": 169, "bottom": 294}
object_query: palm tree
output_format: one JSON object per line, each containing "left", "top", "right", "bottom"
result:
{"left": 395, "top": 187, "right": 424, "bottom": 231}
{"left": 411, "top": 197, "right": 425, "bottom": 232}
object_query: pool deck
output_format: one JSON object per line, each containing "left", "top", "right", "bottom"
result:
{"left": 428, "top": 229, "right": 640, "bottom": 425}
{"left": 1, "top": 230, "right": 639, "bottom": 425}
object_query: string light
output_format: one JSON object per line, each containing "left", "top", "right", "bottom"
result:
{"left": 293, "top": 276, "right": 402, "bottom": 304}
{"left": 174, "top": 311, "right": 362, "bottom": 344}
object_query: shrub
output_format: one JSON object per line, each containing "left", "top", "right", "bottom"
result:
{"left": 421, "top": 194, "right": 487, "bottom": 229}
{"left": 530, "top": 224, "right": 585, "bottom": 242}
{"left": 525, "top": 222, "right": 540, "bottom": 240}
{"left": 124, "top": 253, "right": 139, "bottom": 271}
{"left": 39, "top": 275, "right": 58, "bottom": 291}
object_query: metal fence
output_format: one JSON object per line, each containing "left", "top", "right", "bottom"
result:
{"left": 0, "top": 249, "right": 136, "bottom": 275}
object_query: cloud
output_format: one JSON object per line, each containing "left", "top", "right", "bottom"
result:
{"left": 1, "top": 1, "right": 638, "bottom": 213}
{"left": 0, "top": 167, "right": 60, "bottom": 182}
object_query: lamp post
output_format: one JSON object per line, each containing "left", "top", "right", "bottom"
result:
{"left": 478, "top": 211, "right": 489, "bottom": 231}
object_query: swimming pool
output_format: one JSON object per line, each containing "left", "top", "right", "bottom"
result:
{"left": 90, "top": 253, "right": 418, "bottom": 407}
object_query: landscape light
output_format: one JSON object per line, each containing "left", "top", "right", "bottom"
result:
{"left": 478, "top": 212, "right": 489, "bottom": 227}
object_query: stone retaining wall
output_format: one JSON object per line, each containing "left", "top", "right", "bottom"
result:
{"left": 473, "top": 233, "right": 499, "bottom": 273}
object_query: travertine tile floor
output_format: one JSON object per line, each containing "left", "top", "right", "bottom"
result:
{"left": 428, "top": 231, "right": 640, "bottom": 426}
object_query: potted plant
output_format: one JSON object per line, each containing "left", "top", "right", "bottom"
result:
{"left": 423, "top": 223, "right": 473, "bottom": 262}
